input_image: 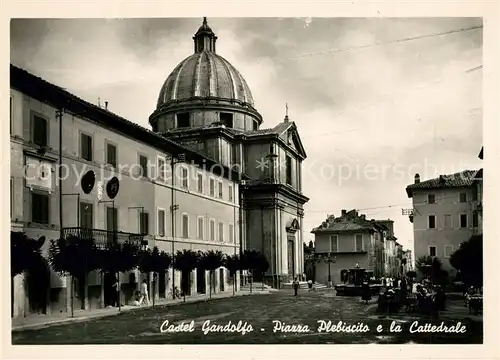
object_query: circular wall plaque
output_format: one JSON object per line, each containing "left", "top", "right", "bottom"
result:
{"left": 81, "top": 170, "right": 96, "bottom": 194}
{"left": 106, "top": 176, "right": 120, "bottom": 199}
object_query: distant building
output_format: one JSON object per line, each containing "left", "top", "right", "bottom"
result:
{"left": 311, "top": 209, "right": 396, "bottom": 285}
{"left": 402, "top": 249, "right": 413, "bottom": 274}
{"left": 405, "top": 170, "right": 481, "bottom": 277}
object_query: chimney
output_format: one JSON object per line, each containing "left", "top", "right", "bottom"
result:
{"left": 105, "top": 101, "right": 108, "bottom": 110}
{"left": 414, "top": 173, "right": 420, "bottom": 184}
{"left": 341, "top": 209, "right": 347, "bottom": 216}
{"left": 98, "top": 97, "right": 101, "bottom": 107}
{"left": 360, "top": 214, "right": 366, "bottom": 220}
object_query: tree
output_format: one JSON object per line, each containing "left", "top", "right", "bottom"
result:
{"left": 11, "top": 232, "right": 46, "bottom": 277}
{"left": 48, "top": 235, "right": 102, "bottom": 311}
{"left": 11, "top": 232, "right": 48, "bottom": 315}
{"left": 224, "top": 254, "right": 241, "bottom": 295}
{"left": 173, "top": 250, "right": 199, "bottom": 302}
{"left": 450, "top": 234, "right": 483, "bottom": 287}
{"left": 99, "top": 242, "right": 140, "bottom": 309}
{"left": 240, "top": 250, "right": 269, "bottom": 292}
{"left": 138, "top": 247, "right": 171, "bottom": 306}
{"left": 415, "top": 255, "right": 448, "bottom": 286}
{"left": 255, "top": 252, "right": 270, "bottom": 290}
{"left": 199, "top": 250, "right": 224, "bottom": 299}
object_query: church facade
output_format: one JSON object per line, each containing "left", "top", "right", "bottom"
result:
{"left": 10, "top": 18, "right": 308, "bottom": 317}
{"left": 149, "top": 18, "right": 309, "bottom": 286}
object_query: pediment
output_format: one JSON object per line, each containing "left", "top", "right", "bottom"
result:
{"left": 278, "top": 124, "right": 307, "bottom": 159}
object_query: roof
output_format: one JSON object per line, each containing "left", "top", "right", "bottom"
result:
{"left": 156, "top": 50, "right": 255, "bottom": 109}
{"left": 10, "top": 64, "right": 248, "bottom": 183}
{"left": 311, "top": 209, "right": 393, "bottom": 235}
{"left": 405, "top": 170, "right": 478, "bottom": 198}
{"left": 478, "top": 146, "right": 483, "bottom": 159}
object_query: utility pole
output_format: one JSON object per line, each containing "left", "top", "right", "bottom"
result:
{"left": 169, "top": 154, "right": 184, "bottom": 298}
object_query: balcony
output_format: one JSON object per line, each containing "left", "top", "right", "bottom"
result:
{"left": 62, "top": 227, "right": 147, "bottom": 249}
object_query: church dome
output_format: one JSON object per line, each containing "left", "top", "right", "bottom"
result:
{"left": 150, "top": 18, "right": 262, "bottom": 133}
{"left": 156, "top": 50, "right": 255, "bottom": 108}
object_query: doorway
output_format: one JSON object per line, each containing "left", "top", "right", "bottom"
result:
{"left": 287, "top": 234, "right": 295, "bottom": 280}
{"left": 158, "top": 271, "right": 166, "bottom": 298}
{"left": 219, "top": 268, "right": 224, "bottom": 292}
{"left": 197, "top": 267, "right": 206, "bottom": 294}
{"left": 103, "top": 272, "right": 118, "bottom": 307}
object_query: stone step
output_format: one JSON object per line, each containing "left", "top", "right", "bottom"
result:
{"left": 282, "top": 281, "right": 326, "bottom": 290}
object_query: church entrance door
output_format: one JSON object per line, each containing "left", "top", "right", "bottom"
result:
{"left": 287, "top": 233, "right": 295, "bottom": 280}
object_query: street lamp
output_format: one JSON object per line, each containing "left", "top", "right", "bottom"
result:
{"left": 317, "top": 252, "right": 336, "bottom": 288}
{"left": 167, "top": 153, "right": 185, "bottom": 299}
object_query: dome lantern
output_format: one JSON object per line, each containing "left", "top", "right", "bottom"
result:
{"left": 193, "top": 17, "right": 217, "bottom": 53}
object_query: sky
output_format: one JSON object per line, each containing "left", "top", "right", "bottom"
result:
{"left": 10, "top": 17, "right": 483, "bottom": 251}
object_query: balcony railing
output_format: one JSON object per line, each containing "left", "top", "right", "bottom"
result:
{"left": 62, "top": 227, "right": 146, "bottom": 249}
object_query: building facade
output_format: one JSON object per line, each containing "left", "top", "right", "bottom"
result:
{"left": 10, "top": 18, "right": 308, "bottom": 317}
{"left": 405, "top": 170, "right": 481, "bottom": 277}
{"left": 311, "top": 209, "right": 396, "bottom": 285}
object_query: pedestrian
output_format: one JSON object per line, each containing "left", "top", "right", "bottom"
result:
{"left": 111, "top": 276, "right": 119, "bottom": 307}
{"left": 293, "top": 277, "right": 299, "bottom": 296}
{"left": 139, "top": 279, "right": 150, "bottom": 306}
{"left": 307, "top": 279, "right": 313, "bottom": 292}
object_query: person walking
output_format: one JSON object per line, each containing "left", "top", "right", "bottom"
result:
{"left": 293, "top": 278, "right": 299, "bottom": 296}
{"left": 139, "top": 279, "right": 150, "bottom": 306}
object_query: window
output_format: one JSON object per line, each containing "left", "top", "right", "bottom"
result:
{"left": 218, "top": 181, "right": 223, "bottom": 198}
{"left": 197, "top": 217, "right": 204, "bottom": 240}
{"left": 197, "top": 173, "right": 203, "bottom": 193}
{"left": 31, "top": 192, "right": 49, "bottom": 224}
{"left": 210, "top": 219, "right": 215, "bottom": 241}
{"left": 427, "top": 194, "right": 435, "bottom": 204}
{"left": 182, "top": 214, "right": 189, "bottom": 238}
{"left": 444, "top": 245, "right": 454, "bottom": 258}
{"left": 139, "top": 155, "right": 148, "bottom": 178}
{"left": 80, "top": 133, "right": 92, "bottom": 161}
{"left": 209, "top": 178, "right": 215, "bottom": 197}
{"left": 181, "top": 167, "right": 189, "bottom": 189}
{"left": 330, "top": 235, "right": 338, "bottom": 252}
{"left": 220, "top": 112, "right": 234, "bottom": 128}
{"left": 140, "top": 212, "right": 149, "bottom": 235}
{"left": 157, "top": 157, "right": 166, "bottom": 182}
{"left": 472, "top": 212, "right": 479, "bottom": 228}
{"left": 106, "top": 143, "right": 117, "bottom": 167}
{"left": 286, "top": 155, "right": 292, "bottom": 185}
{"left": 252, "top": 121, "right": 258, "bottom": 131}
{"left": 459, "top": 192, "right": 467, "bottom": 203}
{"left": 355, "top": 234, "right": 363, "bottom": 252}
{"left": 229, "top": 224, "right": 234, "bottom": 243}
{"left": 157, "top": 209, "right": 165, "bottom": 236}
{"left": 444, "top": 214, "right": 452, "bottom": 229}
{"left": 106, "top": 207, "right": 118, "bottom": 231}
{"left": 79, "top": 202, "right": 93, "bottom": 229}
{"left": 228, "top": 184, "right": 233, "bottom": 202}
{"left": 429, "top": 246, "right": 436, "bottom": 257}
{"left": 460, "top": 214, "right": 468, "bottom": 228}
{"left": 33, "top": 115, "right": 48, "bottom": 147}
{"left": 218, "top": 221, "right": 224, "bottom": 242}
{"left": 472, "top": 189, "right": 478, "bottom": 201}
{"left": 428, "top": 215, "right": 436, "bottom": 229}
{"left": 176, "top": 113, "right": 190, "bottom": 128}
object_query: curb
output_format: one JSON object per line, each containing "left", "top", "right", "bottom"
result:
{"left": 11, "top": 290, "right": 269, "bottom": 332}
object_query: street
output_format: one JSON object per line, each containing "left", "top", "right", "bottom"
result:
{"left": 12, "top": 290, "right": 482, "bottom": 344}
